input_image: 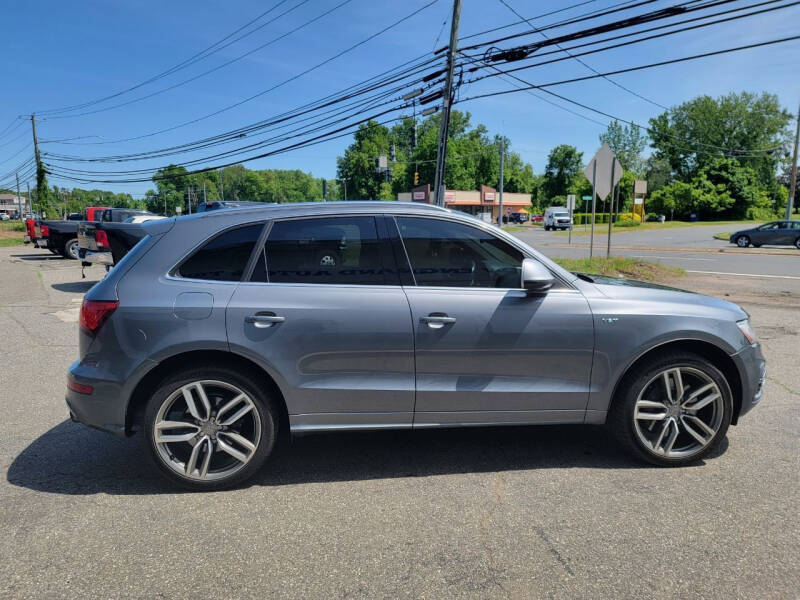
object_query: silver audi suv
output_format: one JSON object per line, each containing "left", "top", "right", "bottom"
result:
{"left": 66, "top": 202, "right": 766, "bottom": 490}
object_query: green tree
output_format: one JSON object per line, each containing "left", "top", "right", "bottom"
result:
{"left": 542, "top": 144, "right": 583, "bottom": 201}
{"left": 649, "top": 157, "right": 771, "bottom": 219}
{"left": 648, "top": 92, "right": 792, "bottom": 185}
{"left": 599, "top": 120, "right": 647, "bottom": 174}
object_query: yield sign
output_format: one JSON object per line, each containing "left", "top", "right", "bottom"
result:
{"left": 584, "top": 143, "right": 622, "bottom": 200}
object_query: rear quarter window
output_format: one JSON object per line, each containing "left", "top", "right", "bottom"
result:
{"left": 177, "top": 223, "right": 263, "bottom": 281}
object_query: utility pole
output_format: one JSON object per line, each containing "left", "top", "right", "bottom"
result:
{"left": 219, "top": 169, "right": 225, "bottom": 202}
{"left": 26, "top": 182, "right": 32, "bottom": 217}
{"left": 786, "top": 102, "right": 800, "bottom": 220}
{"left": 589, "top": 161, "right": 597, "bottom": 259}
{"left": 15, "top": 173, "right": 22, "bottom": 218}
{"left": 497, "top": 138, "right": 505, "bottom": 226}
{"left": 29, "top": 115, "right": 46, "bottom": 206}
{"left": 432, "top": 0, "right": 462, "bottom": 207}
{"left": 202, "top": 181, "right": 207, "bottom": 205}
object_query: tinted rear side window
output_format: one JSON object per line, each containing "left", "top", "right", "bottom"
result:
{"left": 178, "top": 223, "right": 263, "bottom": 281}
{"left": 261, "top": 216, "right": 386, "bottom": 285}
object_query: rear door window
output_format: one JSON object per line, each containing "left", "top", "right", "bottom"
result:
{"left": 256, "top": 216, "right": 387, "bottom": 285}
{"left": 178, "top": 223, "right": 263, "bottom": 281}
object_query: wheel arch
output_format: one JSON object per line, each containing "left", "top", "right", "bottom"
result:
{"left": 608, "top": 339, "right": 743, "bottom": 425}
{"left": 125, "top": 349, "right": 290, "bottom": 439}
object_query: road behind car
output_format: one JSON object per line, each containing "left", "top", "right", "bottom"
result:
{"left": 0, "top": 245, "right": 798, "bottom": 598}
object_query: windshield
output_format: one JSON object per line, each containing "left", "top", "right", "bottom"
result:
{"left": 554, "top": 212, "right": 569, "bottom": 217}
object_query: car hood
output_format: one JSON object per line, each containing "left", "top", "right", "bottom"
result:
{"left": 584, "top": 274, "right": 747, "bottom": 320}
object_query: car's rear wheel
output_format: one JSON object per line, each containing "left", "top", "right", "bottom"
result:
{"left": 144, "top": 366, "right": 278, "bottom": 490}
{"left": 64, "top": 238, "right": 80, "bottom": 260}
{"left": 736, "top": 235, "right": 750, "bottom": 248}
{"left": 609, "top": 352, "right": 732, "bottom": 466}
{"left": 795, "top": 237, "right": 800, "bottom": 249}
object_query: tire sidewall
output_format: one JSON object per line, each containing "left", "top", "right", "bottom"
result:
{"left": 65, "top": 238, "right": 79, "bottom": 260}
{"left": 614, "top": 353, "right": 733, "bottom": 466}
{"left": 143, "top": 366, "right": 277, "bottom": 490}
{"left": 737, "top": 236, "right": 749, "bottom": 247}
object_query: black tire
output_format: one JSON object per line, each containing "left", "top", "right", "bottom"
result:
{"left": 795, "top": 237, "right": 800, "bottom": 250}
{"left": 752, "top": 243, "right": 762, "bottom": 248}
{"left": 736, "top": 235, "right": 750, "bottom": 248}
{"left": 143, "top": 365, "right": 279, "bottom": 490}
{"left": 64, "top": 238, "right": 80, "bottom": 260}
{"left": 607, "top": 351, "right": 732, "bottom": 467}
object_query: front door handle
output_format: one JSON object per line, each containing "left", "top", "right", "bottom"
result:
{"left": 245, "top": 313, "right": 285, "bottom": 328}
{"left": 421, "top": 314, "right": 456, "bottom": 329}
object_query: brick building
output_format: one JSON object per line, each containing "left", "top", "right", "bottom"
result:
{"left": 397, "top": 185, "right": 531, "bottom": 222}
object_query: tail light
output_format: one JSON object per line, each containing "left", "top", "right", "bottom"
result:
{"left": 95, "top": 229, "right": 110, "bottom": 248}
{"left": 41, "top": 224, "right": 50, "bottom": 237}
{"left": 80, "top": 299, "right": 119, "bottom": 335}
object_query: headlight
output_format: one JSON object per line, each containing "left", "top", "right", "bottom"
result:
{"left": 737, "top": 319, "right": 757, "bottom": 345}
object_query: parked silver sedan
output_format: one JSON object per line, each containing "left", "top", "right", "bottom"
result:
{"left": 66, "top": 202, "right": 765, "bottom": 489}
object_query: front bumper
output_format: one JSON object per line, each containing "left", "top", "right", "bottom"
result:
{"left": 731, "top": 342, "right": 766, "bottom": 420}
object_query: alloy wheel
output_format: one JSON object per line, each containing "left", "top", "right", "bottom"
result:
{"left": 737, "top": 236, "right": 750, "bottom": 247}
{"left": 153, "top": 380, "right": 261, "bottom": 481}
{"left": 66, "top": 239, "right": 80, "bottom": 260}
{"left": 633, "top": 367, "right": 724, "bottom": 459}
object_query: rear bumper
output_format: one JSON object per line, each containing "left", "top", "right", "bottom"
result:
{"left": 731, "top": 343, "right": 766, "bottom": 420}
{"left": 82, "top": 250, "right": 113, "bottom": 266}
{"left": 66, "top": 360, "right": 128, "bottom": 436}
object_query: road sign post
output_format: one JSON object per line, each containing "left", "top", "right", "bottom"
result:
{"left": 606, "top": 160, "right": 616, "bottom": 258}
{"left": 582, "top": 196, "right": 591, "bottom": 231}
{"left": 566, "top": 194, "right": 575, "bottom": 244}
{"left": 584, "top": 144, "right": 622, "bottom": 260}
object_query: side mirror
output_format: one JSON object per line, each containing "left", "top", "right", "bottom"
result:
{"left": 521, "top": 258, "right": 554, "bottom": 295}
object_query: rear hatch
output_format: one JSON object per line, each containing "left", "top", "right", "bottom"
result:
{"left": 78, "top": 222, "right": 98, "bottom": 251}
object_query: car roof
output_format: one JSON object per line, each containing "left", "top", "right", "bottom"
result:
{"left": 178, "top": 201, "right": 451, "bottom": 221}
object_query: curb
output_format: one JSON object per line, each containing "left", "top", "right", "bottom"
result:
{"left": 536, "top": 244, "right": 799, "bottom": 257}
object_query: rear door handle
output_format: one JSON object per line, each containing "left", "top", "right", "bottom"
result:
{"left": 420, "top": 314, "right": 456, "bottom": 328}
{"left": 245, "top": 313, "right": 285, "bottom": 328}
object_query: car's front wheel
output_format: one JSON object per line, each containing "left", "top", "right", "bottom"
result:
{"left": 609, "top": 352, "right": 732, "bottom": 466}
{"left": 144, "top": 366, "right": 278, "bottom": 490}
{"left": 795, "top": 237, "right": 800, "bottom": 249}
{"left": 736, "top": 235, "right": 750, "bottom": 248}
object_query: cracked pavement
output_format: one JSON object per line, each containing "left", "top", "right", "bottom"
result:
{"left": 0, "top": 245, "right": 798, "bottom": 599}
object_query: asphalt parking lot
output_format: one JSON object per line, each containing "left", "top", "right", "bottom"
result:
{"left": 1, "top": 242, "right": 798, "bottom": 599}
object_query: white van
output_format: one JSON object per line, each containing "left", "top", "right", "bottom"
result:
{"left": 544, "top": 207, "right": 572, "bottom": 230}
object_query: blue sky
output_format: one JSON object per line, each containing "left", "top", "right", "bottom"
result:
{"left": 2, "top": 0, "right": 799, "bottom": 197}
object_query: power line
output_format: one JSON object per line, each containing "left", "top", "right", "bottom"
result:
{"left": 457, "top": 34, "right": 800, "bottom": 105}
{"left": 461, "top": 2, "right": 797, "bottom": 91}
{"left": 42, "top": 0, "right": 441, "bottom": 150}
{"left": 34, "top": 0, "right": 300, "bottom": 115}
{"left": 45, "top": 0, "right": 356, "bottom": 120}
{"left": 496, "top": 0, "right": 669, "bottom": 110}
